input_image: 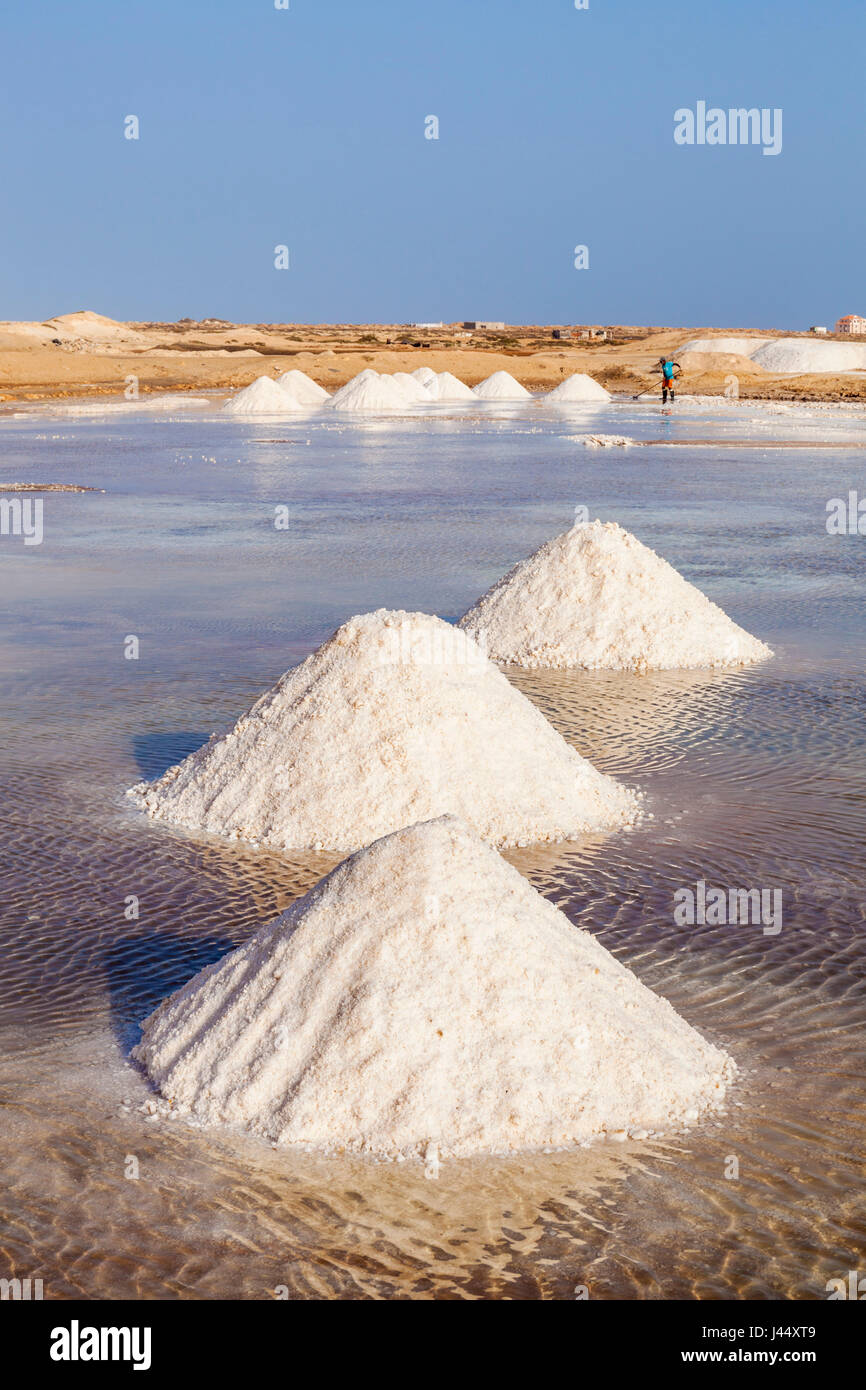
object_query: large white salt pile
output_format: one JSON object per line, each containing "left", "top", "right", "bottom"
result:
{"left": 411, "top": 366, "right": 438, "bottom": 387}
{"left": 222, "top": 376, "right": 303, "bottom": 415}
{"left": 679, "top": 336, "right": 772, "bottom": 357}
{"left": 391, "top": 371, "right": 434, "bottom": 402}
{"left": 128, "top": 609, "right": 639, "bottom": 851}
{"left": 276, "top": 368, "right": 331, "bottom": 404}
{"left": 327, "top": 371, "right": 409, "bottom": 411}
{"left": 133, "top": 816, "right": 735, "bottom": 1161}
{"left": 544, "top": 373, "right": 611, "bottom": 403}
{"left": 472, "top": 370, "right": 532, "bottom": 400}
{"left": 431, "top": 370, "right": 476, "bottom": 401}
{"left": 749, "top": 338, "right": 866, "bottom": 374}
{"left": 459, "top": 520, "right": 772, "bottom": 671}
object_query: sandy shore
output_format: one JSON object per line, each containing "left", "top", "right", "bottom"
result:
{"left": 1, "top": 310, "right": 864, "bottom": 405}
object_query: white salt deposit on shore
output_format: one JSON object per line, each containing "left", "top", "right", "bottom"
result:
{"left": 276, "top": 369, "right": 331, "bottom": 403}
{"left": 473, "top": 371, "right": 532, "bottom": 400}
{"left": 328, "top": 371, "right": 409, "bottom": 410}
{"left": 459, "top": 520, "right": 773, "bottom": 671}
{"left": 544, "top": 373, "right": 611, "bottom": 403}
{"left": 128, "top": 609, "right": 639, "bottom": 850}
{"left": 222, "top": 376, "right": 303, "bottom": 415}
{"left": 570, "top": 434, "right": 634, "bottom": 447}
{"left": 133, "top": 815, "right": 734, "bottom": 1162}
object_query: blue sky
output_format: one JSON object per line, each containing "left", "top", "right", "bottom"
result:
{"left": 0, "top": 0, "right": 862, "bottom": 327}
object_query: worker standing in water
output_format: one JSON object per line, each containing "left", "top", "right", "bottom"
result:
{"left": 656, "top": 355, "right": 682, "bottom": 404}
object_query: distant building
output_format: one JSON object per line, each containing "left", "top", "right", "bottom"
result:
{"left": 836, "top": 314, "right": 866, "bottom": 336}
{"left": 574, "top": 325, "right": 607, "bottom": 341}
{"left": 462, "top": 321, "right": 506, "bottom": 331}
{"left": 551, "top": 328, "right": 572, "bottom": 340}
{"left": 410, "top": 322, "right": 444, "bottom": 329}
{"left": 809, "top": 325, "right": 828, "bottom": 334}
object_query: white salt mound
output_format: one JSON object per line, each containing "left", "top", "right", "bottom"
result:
{"left": 128, "top": 609, "right": 639, "bottom": 851}
{"left": 679, "top": 336, "right": 772, "bottom": 357}
{"left": 545, "top": 373, "right": 611, "bottom": 403}
{"left": 222, "top": 376, "right": 303, "bottom": 415}
{"left": 571, "top": 434, "right": 634, "bottom": 448}
{"left": 472, "top": 370, "right": 532, "bottom": 400}
{"left": 276, "top": 369, "right": 330, "bottom": 403}
{"left": 391, "top": 372, "right": 434, "bottom": 401}
{"left": 411, "top": 366, "right": 438, "bottom": 387}
{"left": 679, "top": 336, "right": 866, "bottom": 374}
{"left": 432, "top": 370, "right": 476, "bottom": 401}
{"left": 749, "top": 338, "right": 866, "bottom": 374}
{"left": 133, "top": 815, "right": 735, "bottom": 1161}
{"left": 459, "top": 520, "right": 773, "bottom": 672}
{"left": 327, "top": 371, "right": 408, "bottom": 411}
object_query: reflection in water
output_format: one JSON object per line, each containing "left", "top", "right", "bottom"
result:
{"left": 0, "top": 409, "right": 864, "bottom": 1299}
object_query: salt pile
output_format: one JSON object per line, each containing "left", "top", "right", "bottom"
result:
{"left": 679, "top": 336, "right": 771, "bottom": 357}
{"left": 679, "top": 336, "right": 866, "bottom": 375}
{"left": 544, "top": 373, "right": 611, "bottom": 403}
{"left": 431, "top": 371, "right": 476, "bottom": 401}
{"left": 128, "top": 609, "right": 639, "bottom": 850}
{"left": 472, "top": 371, "right": 532, "bottom": 400}
{"left": 328, "top": 371, "right": 408, "bottom": 411}
{"left": 276, "top": 369, "right": 331, "bottom": 404}
{"left": 391, "top": 371, "right": 434, "bottom": 401}
{"left": 411, "top": 366, "right": 438, "bottom": 387}
{"left": 459, "top": 520, "right": 772, "bottom": 671}
{"left": 133, "top": 815, "right": 734, "bottom": 1161}
{"left": 222, "top": 376, "right": 303, "bottom": 415}
{"left": 749, "top": 338, "right": 866, "bottom": 374}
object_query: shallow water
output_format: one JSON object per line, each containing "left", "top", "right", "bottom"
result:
{"left": 1, "top": 396, "right": 864, "bottom": 1300}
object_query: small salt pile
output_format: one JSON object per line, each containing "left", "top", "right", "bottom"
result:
{"left": 544, "top": 373, "right": 611, "bottom": 403}
{"left": 276, "top": 369, "right": 330, "bottom": 404}
{"left": 328, "top": 371, "right": 408, "bottom": 411}
{"left": 432, "top": 371, "right": 475, "bottom": 401}
{"left": 571, "top": 434, "right": 633, "bottom": 447}
{"left": 459, "top": 520, "right": 773, "bottom": 671}
{"left": 222, "top": 376, "right": 303, "bottom": 415}
{"left": 132, "top": 816, "right": 735, "bottom": 1162}
{"left": 391, "top": 372, "right": 434, "bottom": 402}
{"left": 128, "top": 609, "right": 639, "bottom": 851}
{"left": 472, "top": 371, "right": 532, "bottom": 400}
{"left": 411, "top": 366, "right": 438, "bottom": 387}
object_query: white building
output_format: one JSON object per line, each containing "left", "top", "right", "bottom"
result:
{"left": 836, "top": 314, "right": 866, "bottom": 336}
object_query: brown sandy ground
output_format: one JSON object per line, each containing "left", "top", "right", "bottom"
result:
{"left": 1, "top": 311, "right": 864, "bottom": 405}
